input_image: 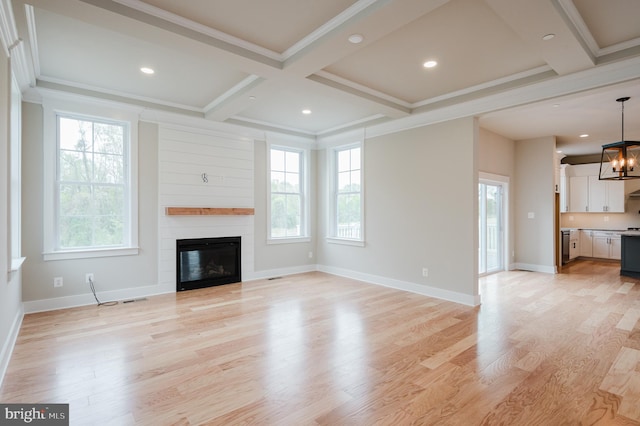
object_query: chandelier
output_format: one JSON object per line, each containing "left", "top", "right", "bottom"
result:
{"left": 599, "top": 97, "right": 640, "bottom": 180}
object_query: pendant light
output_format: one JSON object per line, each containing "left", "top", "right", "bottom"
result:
{"left": 599, "top": 97, "right": 640, "bottom": 180}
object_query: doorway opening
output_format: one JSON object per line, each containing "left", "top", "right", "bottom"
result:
{"left": 479, "top": 173, "right": 509, "bottom": 276}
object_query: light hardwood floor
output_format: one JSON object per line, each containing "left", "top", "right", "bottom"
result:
{"left": 1, "top": 260, "right": 640, "bottom": 425}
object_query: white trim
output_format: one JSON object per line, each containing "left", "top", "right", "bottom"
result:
{"left": 513, "top": 263, "right": 556, "bottom": 274}
{"left": 112, "top": 0, "right": 281, "bottom": 62}
{"left": 0, "top": 305, "right": 24, "bottom": 388}
{"left": 9, "top": 257, "right": 26, "bottom": 272}
{"left": 479, "top": 172, "right": 510, "bottom": 275}
{"left": 43, "top": 247, "right": 139, "bottom": 262}
{"left": 266, "top": 142, "right": 310, "bottom": 241}
{"left": 244, "top": 264, "right": 318, "bottom": 281}
{"left": 364, "top": 56, "right": 640, "bottom": 140}
{"left": 42, "top": 96, "right": 140, "bottom": 260}
{"left": 23, "top": 283, "right": 175, "bottom": 314}
{"left": 318, "top": 264, "right": 481, "bottom": 306}
{"left": 327, "top": 141, "right": 365, "bottom": 243}
{"left": 146, "top": 110, "right": 265, "bottom": 141}
{"left": 283, "top": 0, "right": 381, "bottom": 60}
{"left": 267, "top": 237, "right": 311, "bottom": 245}
{"left": 326, "top": 237, "right": 365, "bottom": 247}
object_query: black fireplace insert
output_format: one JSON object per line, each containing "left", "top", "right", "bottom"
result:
{"left": 176, "top": 236, "right": 241, "bottom": 291}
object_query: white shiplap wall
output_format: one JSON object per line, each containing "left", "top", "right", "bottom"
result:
{"left": 158, "top": 124, "right": 255, "bottom": 289}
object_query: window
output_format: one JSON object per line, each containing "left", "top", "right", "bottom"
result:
{"left": 268, "top": 146, "right": 309, "bottom": 241}
{"left": 43, "top": 98, "right": 138, "bottom": 260}
{"left": 329, "top": 144, "right": 363, "bottom": 243}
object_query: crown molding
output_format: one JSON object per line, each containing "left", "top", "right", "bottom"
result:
{"left": 363, "top": 56, "right": 640, "bottom": 140}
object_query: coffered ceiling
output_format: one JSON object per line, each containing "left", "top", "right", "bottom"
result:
{"left": 4, "top": 0, "right": 640, "bottom": 155}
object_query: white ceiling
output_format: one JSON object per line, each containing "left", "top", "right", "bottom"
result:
{"left": 5, "top": 0, "right": 640, "bottom": 155}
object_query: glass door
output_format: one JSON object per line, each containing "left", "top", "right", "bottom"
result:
{"left": 479, "top": 182, "right": 503, "bottom": 275}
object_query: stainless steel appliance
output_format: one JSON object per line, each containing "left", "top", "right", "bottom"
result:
{"left": 562, "top": 230, "right": 570, "bottom": 264}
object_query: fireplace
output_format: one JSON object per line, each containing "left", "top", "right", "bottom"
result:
{"left": 176, "top": 236, "right": 241, "bottom": 291}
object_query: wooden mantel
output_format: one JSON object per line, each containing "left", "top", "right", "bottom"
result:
{"left": 165, "top": 207, "right": 255, "bottom": 216}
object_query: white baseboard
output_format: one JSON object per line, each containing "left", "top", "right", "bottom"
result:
{"left": 23, "top": 283, "right": 175, "bottom": 314}
{"left": 317, "top": 264, "right": 481, "bottom": 306}
{"left": 513, "top": 263, "right": 556, "bottom": 274}
{"left": 22, "top": 262, "right": 483, "bottom": 313}
{"left": 245, "top": 264, "right": 318, "bottom": 282}
{"left": 0, "top": 305, "right": 24, "bottom": 388}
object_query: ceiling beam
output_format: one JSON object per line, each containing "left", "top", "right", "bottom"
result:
{"left": 485, "top": 0, "right": 595, "bottom": 75}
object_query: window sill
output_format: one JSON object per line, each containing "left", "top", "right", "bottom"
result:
{"left": 43, "top": 247, "right": 139, "bottom": 261}
{"left": 267, "top": 237, "right": 311, "bottom": 245}
{"left": 10, "top": 257, "right": 26, "bottom": 272}
{"left": 326, "top": 237, "right": 365, "bottom": 247}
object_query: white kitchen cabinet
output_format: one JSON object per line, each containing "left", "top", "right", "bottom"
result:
{"left": 593, "top": 232, "right": 621, "bottom": 259}
{"left": 569, "top": 230, "right": 579, "bottom": 260}
{"left": 580, "top": 230, "right": 593, "bottom": 257}
{"left": 569, "top": 176, "right": 589, "bottom": 212}
{"left": 611, "top": 236, "right": 622, "bottom": 260}
{"left": 588, "top": 176, "right": 625, "bottom": 213}
{"left": 560, "top": 165, "right": 569, "bottom": 212}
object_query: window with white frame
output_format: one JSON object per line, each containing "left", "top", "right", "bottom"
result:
{"left": 268, "top": 146, "right": 308, "bottom": 240}
{"left": 43, "top": 98, "right": 138, "bottom": 261}
{"left": 330, "top": 144, "right": 363, "bottom": 242}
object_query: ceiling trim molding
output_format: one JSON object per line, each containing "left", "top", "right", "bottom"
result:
{"left": 313, "top": 70, "right": 411, "bottom": 109}
{"left": 412, "top": 65, "right": 555, "bottom": 109}
{"left": 317, "top": 114, "right": 387, "bottom": 136}
{"left": 79, "top": 0, "right": 282, "bottom": 70}
{"left": 361, "top": 56, "right": 640, "bottom": 140}
{"left": 307, "top": 73, "right": 410, "bottom": 117}
{"left": 0, "top": 0, "right": 15, "bottom": 57}
{"left": 228, "top": 115, "right": 317, "bottom": 137}
{"left": 555, "top": 0, "right": 599, "bottom": 57}
{"left": 203, "top": 75, "right": 263, "bottom": 113}
{"left": 36, "top": 77, "right": 205, "bottom": 116}
{"left": 282, "top": 0, "right": 383, "bottom": 60}
{"left": 24, "top": 4, "right": 40, "bottom": 77}
{"left": 111, "top": 0, "right": 281, "bottom": 62}
{"left": 0, "top": 0, "right": 36, "bottom": 90}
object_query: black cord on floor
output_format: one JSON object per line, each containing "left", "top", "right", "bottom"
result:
{"left": 88, "top": 277, "right": 118, "bottom": 306}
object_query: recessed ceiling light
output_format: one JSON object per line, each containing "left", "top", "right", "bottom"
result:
{"left": 140, "top": 67, "right": 155, "bottom": 75}
{"left": 302, "top": 109, "right": 312, "bottom": 115}
{"left": 249, "top": 96, "right": 256, "bottom": 101}
{"left": 423, "top": 60, "right": 438, "bottom": 68}
{"left": 348, "top": 34, "right": 364, "bottom": 44}
{"left": 542, "top": 34, "right": 555, "bottom": 41}
{"left": 580, "top": 134, "right": 589, "bottom": 138}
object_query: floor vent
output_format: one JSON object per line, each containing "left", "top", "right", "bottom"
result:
{"left": 122, "top": 298, "right": 148, "bottom": 303}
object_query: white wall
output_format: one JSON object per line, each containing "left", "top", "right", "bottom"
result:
{"left": 0, "top": 50, "right": 24, "bottom": 385}
{"left": 157, "top": 124, "right": 255, "bottom": 287}
{"left": 317, "top": 117, "right": 480, "bottom": 305}
{"left": 514, "top": 136, "right": 557, "bottom": 272}
{"left": 21, "top": 103, "right": 160, "bottom": 310}
{"left": 252, "top": 140, "right": 317, "bottom": 276}
{"left": 478, "top": 127, "right": 516, "bottom": 268}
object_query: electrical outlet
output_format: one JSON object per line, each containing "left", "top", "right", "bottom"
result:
{"left": 85, "top": 273, "right": 94, "bottom": 285}
{"left": 308, "top": 251, "right": 313, "bottom": 259}
{"left": 53, "top": 277, "right": 63, "bottom": 288}
{"left": 422, "top": 268, "right": 428, "bottom": 277}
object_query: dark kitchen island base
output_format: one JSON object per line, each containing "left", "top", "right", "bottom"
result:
{"left": 621, "top": 234, "right": 640, "bottom": 278}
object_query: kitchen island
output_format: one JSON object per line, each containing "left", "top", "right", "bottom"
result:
{"left": 620, "top": 231, "right": 640, "bottom": 278}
